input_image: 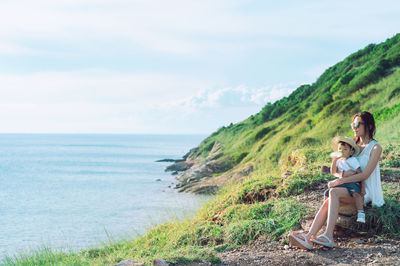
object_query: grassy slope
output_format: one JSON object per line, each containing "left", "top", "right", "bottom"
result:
{"left": 4, "top": 35, "right": 400, "bottom": 265}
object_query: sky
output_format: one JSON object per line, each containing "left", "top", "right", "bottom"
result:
{"left": 0, "top": 0, "right": 400, "bottom": 134}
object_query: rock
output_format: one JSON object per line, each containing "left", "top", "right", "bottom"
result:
{"left": 338, "top": 204, "right": 357, "bottom": 216}
{"left": 175, "top": 164, "right": 254, "bottom": 194}
{"left": 175, "top": 160, "right": 228, "bottom": 184}
{"left": 165, "top": 161, "right": 194, "bottom": 172}
{"left": 114, "top": 260, "right": 144, "bottom": 266}
{"left": 169, "top": 141, "right": 254, "bottom": 194}
{"left": 336, "top": 215, "right": 355, "bottom": 228}
{"left": 187, "top": 185, "right": 219, "bottom": 194}
{"left": 155, "top": 178, "right": 162, "bottom": 181}
{"left": 153, "top": 258, "right": 169, "bottom": 265}
{"left": 182, "top": 147, "right": 199, "bottom": 160}
{"left": 355, "top": 239, "right": 364, "bottom": 244}
{"left": 299, "top": 166, "right": 307, "bottom": 172}
{"left": 206, "top": 142, "right": 224, "bottom": 160}
{"left": 282, "top": 171, "right": 293, "bottom": 178}
{"left": 156, "top": 158, "right": 184, "bottom": 162}
{"left": 321, "top": 165, "right": 330, "bottom": 174}
{"left": 284, "top": 245, "right": 289, "bottom": 250}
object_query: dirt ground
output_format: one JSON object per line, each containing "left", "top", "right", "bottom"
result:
{"left": 214, "top": 236, "right": 400, "bottom": 265}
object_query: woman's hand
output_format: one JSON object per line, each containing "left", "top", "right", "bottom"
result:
{"left": 328, "top": 179, "right": 342, "bottom": 188}
{"left": 342, "top": 170, "right": 356, "bottom": 177}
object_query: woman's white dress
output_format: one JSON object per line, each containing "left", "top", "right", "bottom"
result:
{"left": 356, "top": 140, "right": 385, "bottom": 207}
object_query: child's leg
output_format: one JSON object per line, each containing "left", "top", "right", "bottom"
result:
{"left": 353, "top": 193, "right": 366, "bottom": 223}
{"left": 352, "top": 193, "right": 364, "bottom": 211}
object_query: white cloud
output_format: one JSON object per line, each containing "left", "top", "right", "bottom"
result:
{"left": 162, "top": 84, "right": 296, "bottom": 111}
{"left": 0, "top": 70, "right": 297, "bottom": 133}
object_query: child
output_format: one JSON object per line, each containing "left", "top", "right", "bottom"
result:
{"left": 325, "top": 136, "right": 366, "bottom": 223}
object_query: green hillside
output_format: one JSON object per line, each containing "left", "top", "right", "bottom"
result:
{"left": 192, "top": 33, "right": 400, "bottom": 180}
{"left": 4, "top": 35, "right": 400, "bottom": 265}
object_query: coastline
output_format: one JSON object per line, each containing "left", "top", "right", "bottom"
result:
{"left": 161, "top": 142, "right": 254, "bottom": 195}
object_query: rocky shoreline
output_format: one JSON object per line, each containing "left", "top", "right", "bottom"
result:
{"left": 158, "top": 142, "right": 254, "bottom": 194}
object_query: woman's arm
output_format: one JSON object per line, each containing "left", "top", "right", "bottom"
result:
{"left": 328, "top": 144, "right": 382, "bottom": 187}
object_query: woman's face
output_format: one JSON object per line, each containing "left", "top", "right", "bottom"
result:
{"left": 352, "top": 116, "right": 367, "bottom": 138}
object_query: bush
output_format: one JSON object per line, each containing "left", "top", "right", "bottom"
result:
{"left": 299, "top": 137, "right": 321, "bottom": 147}
{"left": 340, "top": 71, "right": 356, "bottom": 85}
{"left": 254, "top": 126, "right": 274, "bottom": 141}
{"left": 311, "top": 92, "right": 333, "bottom": 114}
{"left": 233, "top": 152, "right": 249, "bottom": 164}
{"left": 388, "top": 86, "right": 400, "bottom": 101}
{"left": 373, "top": 103, "right": 400, "bottom": 123}
{"left": 236, "top": 176, "right": 278, "bottom": 204}
{"left": 281, "top": 135, "right": 292, "bottom": 144}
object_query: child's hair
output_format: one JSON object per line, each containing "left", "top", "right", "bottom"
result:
{"left": 338, "top": 141, "right": 355, "bottom": 156}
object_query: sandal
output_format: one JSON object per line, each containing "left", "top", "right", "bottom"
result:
{"left": 288, "top": 232, "right": 313, "bottom": 250}
{"left": 311, "top": 234, "right": 334, "bottom": 248}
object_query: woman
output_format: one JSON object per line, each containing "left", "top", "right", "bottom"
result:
{"left": 288, "top": 111, "right": 385, "bottom": 249}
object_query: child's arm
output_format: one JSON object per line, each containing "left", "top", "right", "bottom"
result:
{"left": 330, "top": 158, "right": 353, "bottom": 178}
{"left": 330, "top": 157, "right": 341, "bottom": 178}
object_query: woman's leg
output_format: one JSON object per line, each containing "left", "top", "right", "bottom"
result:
{"left": 323, "top": 187, "right": 352, "bottom": 241}
{"left": 290, "top": 188, "right": 355, "bottom": 247}
{"left": 292, "top": 196, "right": 329, "bottom": 243}
{"left": 305, "top": 197, "right": 329, "bottom": 239}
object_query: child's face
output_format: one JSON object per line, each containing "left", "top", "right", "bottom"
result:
{"left": 338, "top": 143, "right": 354, "bottom": 158}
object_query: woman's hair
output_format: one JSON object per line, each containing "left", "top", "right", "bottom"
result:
{"left": 352, "top": 111, "right": 376, "bottom": 143}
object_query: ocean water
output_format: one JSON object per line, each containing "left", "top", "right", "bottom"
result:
{"left": 0, "top": 134, "right": 210, "bottom": 259}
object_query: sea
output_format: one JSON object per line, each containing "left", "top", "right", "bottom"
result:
{"left": 0, "top": 134, "right": 210, "bottom": 260}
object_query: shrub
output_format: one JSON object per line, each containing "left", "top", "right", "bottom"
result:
{"left": 311, "top": 92, "right": 333, "bottom": 114}
{"left": 236, "top": 176, "right": 278, "bottom": 204}
{"left": 340, "top": 71, "right": 356, "bottom": 85}
{"left": 373, "top": 103, "right": 400, "bottom": 123}
{"left": 233, "top": 152, "right": 249, "bottom": 164}
{"left": 282, "top": 135, "right": 292, "bottom": 144}
{"left": 299, "top": 137, "right": 321, "bottom": 147}
{"left": 254, "top": 126, "right": 273, "bottom": 141}
{"left": 388, "top": 86, "right": 400, "bottom": 101}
